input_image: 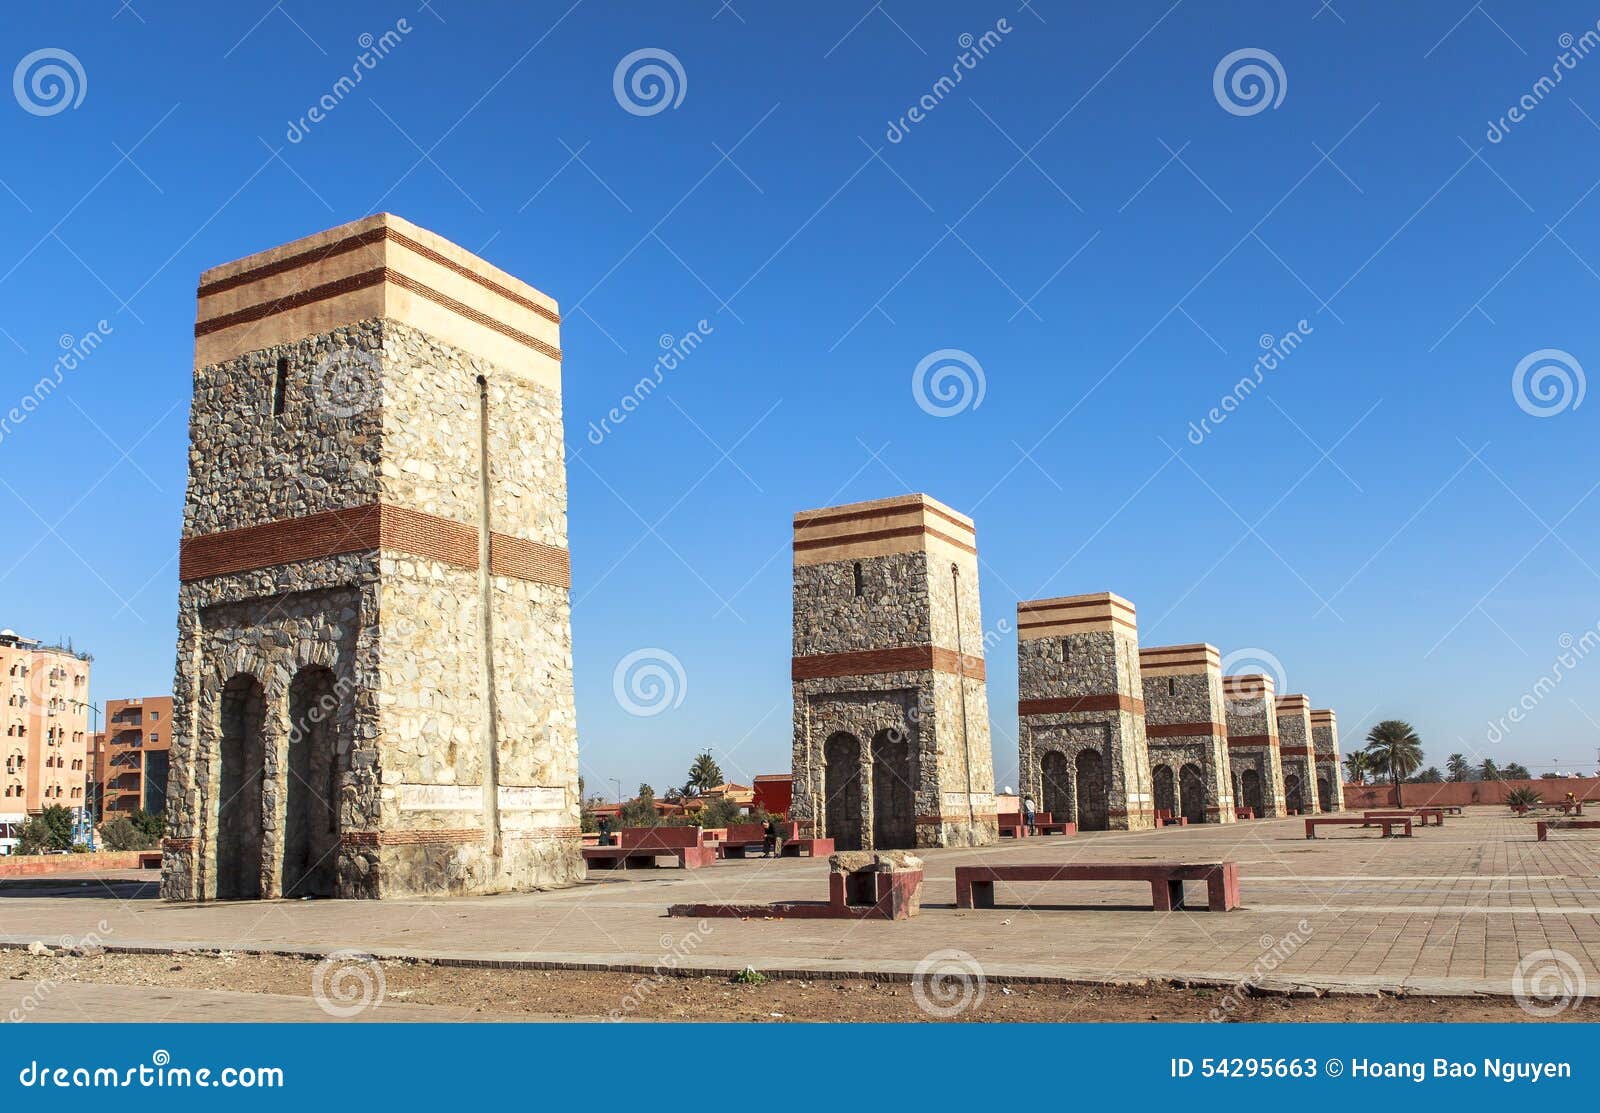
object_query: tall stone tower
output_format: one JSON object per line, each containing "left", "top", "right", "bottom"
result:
{"left": 1139, "top": 643, "right": 1235, "bottom": 824}
{"left": 790, "top": 494, "right": 996, "bottom": 850}
{"left": 1310, "top": 708, "right": 1345, "bottom": 811}
{"left": 1275, "top": 693, "right": 1321, "bottom": 815}
{"left": 1017, "top": 592, "right": 1154, "bottom": 831}
{"left": 1222, "top": 674, "right": 1286, "bottom": 818}
{"left": 163, "top": 214, "right": 582, "bottom": 901}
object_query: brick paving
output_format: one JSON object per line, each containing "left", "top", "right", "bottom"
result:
{"left": 2, "top": 809, "right": 1596, "bottom": 996}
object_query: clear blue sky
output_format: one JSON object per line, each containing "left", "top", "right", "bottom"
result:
{"left": 3, "top": 1, "right": 1599, "bottom": 796}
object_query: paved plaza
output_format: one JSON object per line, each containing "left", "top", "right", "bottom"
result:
{"left": 3, "top": 809, "right": 1596, "bottom": 1002}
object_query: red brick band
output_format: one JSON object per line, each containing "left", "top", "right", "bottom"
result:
{"left": 161, "top": 837, "right": 196, "bottom": 852}
{"left": 179, "top": 503, "right": 570, "bottom": 588}
{"left": 915, "top": 813, "right": 1000, "bottom": 825}
{"left": 1227, "top": 734, "right": 1274, "bottom": 748}
{"left": 1147, "top": 721, "right": 1227, "bottom": 738}
{"left": 1018, "top": 694, "right": 1144, "bottom": 717}
{"left": 197, "top": 224, "right": 562, "bottom": 326}
{"left": 794, "top": 502, "right": 975, "bottom": 536}
{"left": 1279, "top": 745, "right": 1313, "bottom": 757}
{"left": 195, "top": 266, "right": 563, "bottom": 363}
{"left": 791, "top": 645, "right": 986, "bottom": 682}
{"left": 341, "top": 826, "right": 581, "bottom": 847}
{"left": 791, "top": 524, "right": 977, "bottom": 556}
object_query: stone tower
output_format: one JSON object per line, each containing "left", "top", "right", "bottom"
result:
{"left": 790, "top": 494, "right": 996, "bottom": 851}
{"left": 1139, "top": 643, "right": 1235, "bottom": 824}
{"left": 1310, "top": 708, "right": 1345, "bottom": 811}
{"left": 1017, "top": 592, "right": 1154, "bottom": 831}
{"left": 1222, "top": 673, "right": 1286, "bottom": 818}
{"left": 162, "top": 214, "right": 582, "bottom": 901}
{"left": 1275, "top": 693, "right": 1321, "bottom": 815}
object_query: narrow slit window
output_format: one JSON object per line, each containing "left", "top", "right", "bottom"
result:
{"left": 272, "top": 357, "right": 289, "bottom": 418}
{"left": 1168, "top": 677, "right": 1176, "bottom": 696}
{"left": 853, "top": 562, "right": 863, "bottom": 598}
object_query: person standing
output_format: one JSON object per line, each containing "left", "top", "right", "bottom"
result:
{"left": 1022, "top": 795, "right": 1037, "bottom": 835}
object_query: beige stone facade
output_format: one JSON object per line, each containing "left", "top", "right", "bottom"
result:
{"left": 1223, "top": 674, "right": 1287, "bottom": 818}
{"left": 1310, "top": 708, "right": 1345, "bottom": 811}
{"left": 1139, "top": 643, "right": 1235, "bottom": 824}
{"left": 163, "top": 214, "right": 581, "bottom": 901}
{"left": 1016, "top": 593, "right": 1154, "bottom": 831}
{"left": 1274, "top": 693, "right": 1321, "bottom": 815}
{"left": 790, "top": 494, "right": 996, "bottom": 851}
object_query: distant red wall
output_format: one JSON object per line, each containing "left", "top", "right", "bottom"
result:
{"left": 1341, "top": 776, "right": 1600, "bottom": 809}
{"left": 0, "top": 852, "right": 147, "bottom": 877}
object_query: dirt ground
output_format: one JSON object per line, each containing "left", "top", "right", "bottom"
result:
{"left": 0, "top": 948, "right": 1577, "bottom": 1022}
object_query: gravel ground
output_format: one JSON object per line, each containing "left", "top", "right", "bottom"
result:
{"left": 0, "top": 948, "right": 1576, "bottom": 1022}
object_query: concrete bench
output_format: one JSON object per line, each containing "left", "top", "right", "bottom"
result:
{"left": 1234, "top": 807, "right": 1256, "bottom": 820}
{"left": 1364, "top": 808, "right": 1442, "bottom": 828}
{"left": 998, "top": 812, "right": 1031, "bottom": 838}
{"left": 1536, "top": 819, "right": 1600, "bottom": 841}
{"left": 582, "top": 826, "right": 714, "bottom": 870}
{"left": 1154, "top": 809, "right": 1188, "bottom": 828}
{"left": 955, "top": 861, "right": 1239, "bottom": 912}
{"left": 1306, "top": 816, "right": 1411, "bottom": 839}
{"left": 1033, "top": 813, "right": 1075, "bottom": 835}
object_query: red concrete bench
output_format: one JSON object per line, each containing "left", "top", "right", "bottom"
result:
{"left": 1306, "top": 816, "right": 1411, "bottom": 839}
{"left": 1033, "top": 812, "right": 1075, "bottom": 835}
{"left": 582, "top": 826, "right": 714, "bottom": 869}
{"left": 998, "top": 812, "right": 1031, "bottom": 838}
{"left": 1154, "top": 809, "right": 1188, "bottom": 828}
{"left": 1364, "top": 808, "right": 1442, "bottom": 827}
{"left": 1537, "top": 819, "right": 1600, "bottom": 841}
{"left": 955, "top": 861, "right": 1239, "bottom": 912}
{"left": 1234, "top": 807, "right": 1255, "bottom": 820}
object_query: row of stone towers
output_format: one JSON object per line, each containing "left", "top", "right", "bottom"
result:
{"left": 789, "top": 494, "right": 1345, "bottom": 849}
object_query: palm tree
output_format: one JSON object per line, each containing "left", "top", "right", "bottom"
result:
{"left": 684, "top": 751, "right": 724, "bottom": 797}
{"left": 1343, "top": 751, "right": 1371, "bottom": 785}
{"left": 1446, "top": 753, "right": 1470, "bottom": 782}
{"left": 1364, "top": 720, "right": 1424, "bottom": 806}
{"left": 1503, "top": 762, "right": 1532, "bottom": 781}
{"left": 1479, "top": 758, "right": 1499, "bottom": 782}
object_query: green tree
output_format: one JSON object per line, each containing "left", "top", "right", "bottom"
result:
{"left": 619, "top": 784, "right": 659, "bottom": 828}
{"left": 1479, "top": 758, "right": 1500, "bottom": 781}
{"left": 1502, "top": 762, "right": 1532, "bottom": 781}
{"left": 1411, "top": 767, "right": 1443, "bottom": 783}
{"left": 100, "top": 816, "right": 158, "bottom": 851}
{"left": 16, "top": 805, "right": 74, "bottom": 854}
{"left": 684, "top": 751, "right": 724, "bottom": 797}
{"left": 1446, "top": 753, "right": 1470, "bottom": 782}
{"left": 1343, "top": 751, "right": 1371, "bottom": 785}
{"left": 1364, "top": 720, "right": 1424, "bottom": 806}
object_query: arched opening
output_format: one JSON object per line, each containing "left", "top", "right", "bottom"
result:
{"left": 1152, "top": 763, "right": 1176, "bottom": 818}
{"left": 1317, "top": 773, "right": 1333, "bottom": 812}
{"left": 1074, "top": 747, "right": 1108, "bottom": 831}
{"left": 1180, "top": 763, "right": 1207, "bottom": 824}
{"left": 1040, "top": 749, "right": 1071, "bottom": 820}
{"left": 870, "top": 728, "right": 915, "bottom": 849}
{"left": 1240, "top": 767, "right": 1263, "bottom": 815}
{"left": 1284, "top": 772, "right": 1304, "bottom": 814}
{"left": 215, "top": 673, "right": 266, "bottom": 900}
{"left": 823, "top": 732, "right": 863, "bottom": 851}
{"left": 283, "top": 666, "right": 341, "bottom": 899}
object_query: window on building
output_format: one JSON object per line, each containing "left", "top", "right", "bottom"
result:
{"left": 272, "top": 356, "right": 289, "bottom": 418}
